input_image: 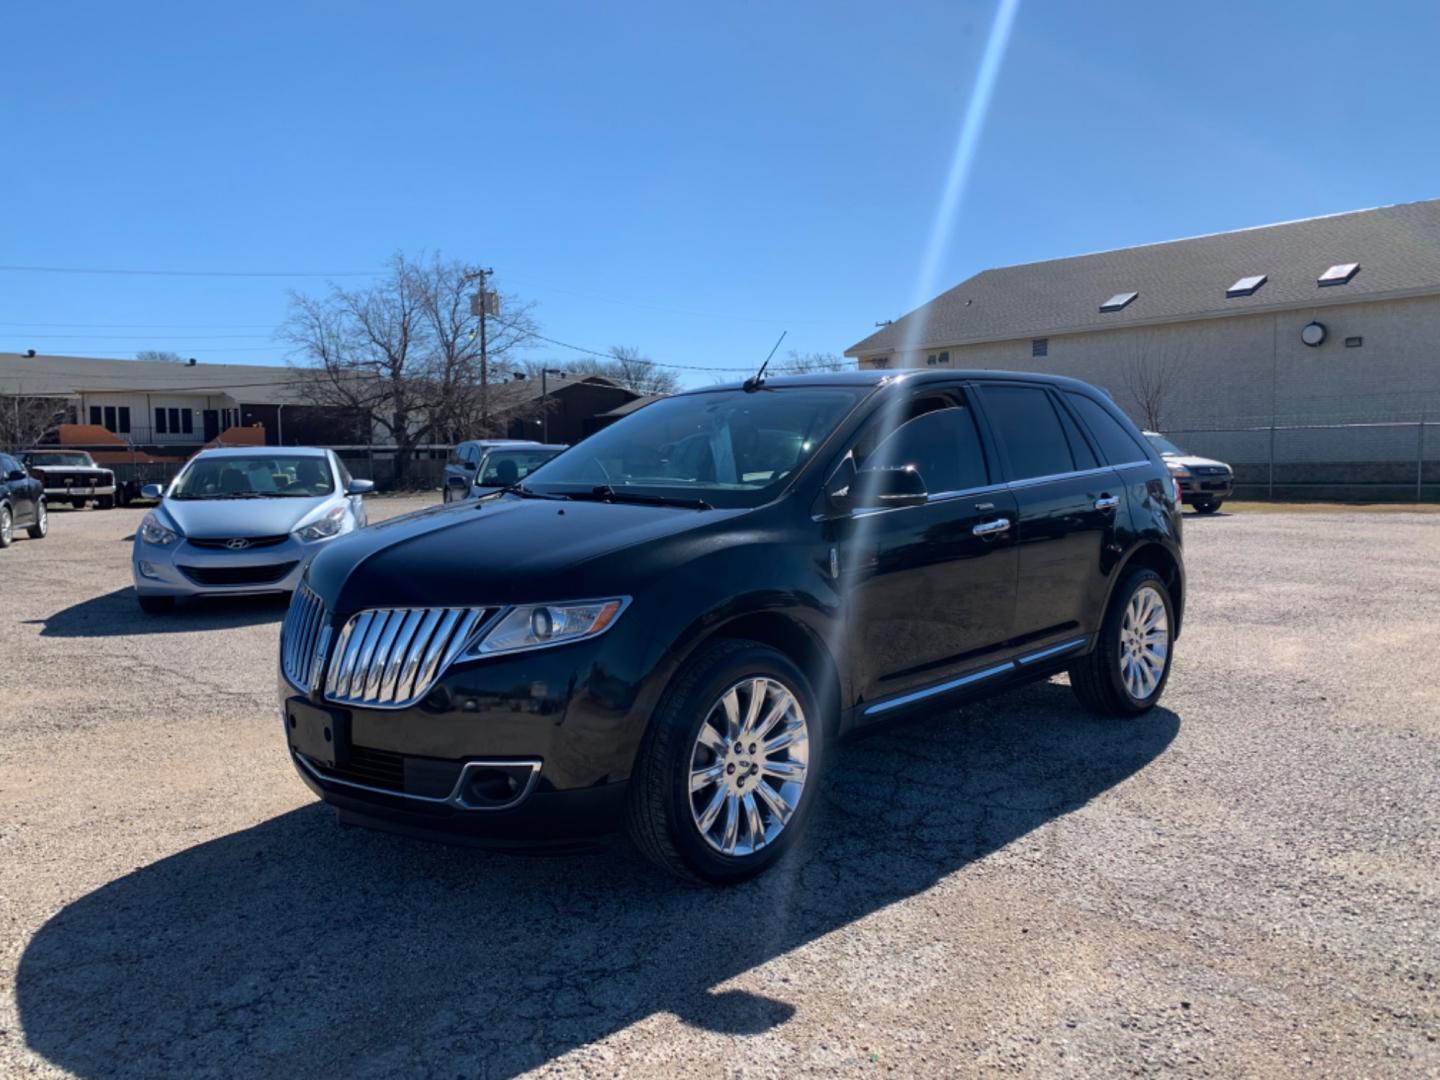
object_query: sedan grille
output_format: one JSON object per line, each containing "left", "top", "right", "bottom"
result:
{"left": 281, "top": 584, "right": 329, "bottom": 691}
{"left": 179, "top": 562, "right": 298, "bottom": 586}
{"left": 324, "top": 606, "right": 493, "bottom": 708}
{"left": 188, "top": 534, "right": 289, "bottom": 550}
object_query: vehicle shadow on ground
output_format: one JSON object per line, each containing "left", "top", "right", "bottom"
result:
{"left": 28, "top": 587, "right": 288, "bottom": 637}
{"left": 18, "top": 682, "right": 1179, "bottom": 1078}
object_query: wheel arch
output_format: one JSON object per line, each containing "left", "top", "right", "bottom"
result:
{"left": 708, "top": 611, "right": 844, "bottom": 739}
{"left": 1111, "top": 542, "right": 1184, "bottom": 638}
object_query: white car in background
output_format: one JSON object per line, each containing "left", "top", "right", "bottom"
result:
{"left": 132, "top": 447, "right": 373, "bottom": 613}
{"left": 1143, "top": 431, "right": 1234, "bottom": 514}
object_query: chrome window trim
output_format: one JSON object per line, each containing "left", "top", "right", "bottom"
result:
{"left": 294, "top": 753, "right": 542, "bottom": 811}
{"left": 849, "top": 481, "right": 1008, "bottom": 518}
{"left": 1004, "top": 464, "right": 1116, "bottom": 490}
{"left": 863, "top": 661, "right": 1014, "bottom": 716}
{"left": 1016, "top": 636, "right": 1088, "bottom": 666}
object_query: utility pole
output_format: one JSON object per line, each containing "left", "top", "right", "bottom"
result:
{"left": 539, "top": 368, "right": 565, "bottom": 443}
{"left": 470, "top": 268, "right": 496, "bottom": 434}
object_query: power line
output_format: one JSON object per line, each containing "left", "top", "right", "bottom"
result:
{"left": 0, "top": 264, "right": 379, "bottom": 278}
{"left": 0, "top": 320, "right": 278, "bottom": 329}
{"left": 491, "top": 318, "right": 755, "bottom": 374}
{"left": 12, "top": 333, "right": 276, "bottom": 341}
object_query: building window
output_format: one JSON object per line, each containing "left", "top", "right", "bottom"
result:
{"left": 181, "top": 409, "right": 193, "bottom": 435}
{"left": 89, "top": 405, "right": 102, "bottom": 426}
{"left": 872, "top": 357, "right": 891, "bottom": 369}
{"left": 168, "top": 408, "right": 181, "bottom": 434}
{"left": 925, "top": 351, "right": 950, "bottom": 366}
{"left": 104, "top": 405, "right": 117, "bottom": 431}
{"left": 118, "top": 406, "right": 131, "bottom": 434}
{"left": 1032, "top": 338, "right": 1048, "bottom": 358}
{"left": 156, "top": 408, "right": 168, "bottom": 434}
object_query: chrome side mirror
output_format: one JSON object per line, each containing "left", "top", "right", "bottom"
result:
{"left": 140, "top": 483, "right": 165, "bottom": 499}
{"left": 346, "top": 479, "right": 375, "bottom": 495}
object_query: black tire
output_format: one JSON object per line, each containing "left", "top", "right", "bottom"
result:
{"left": 27, "top": 500, "right": 48, "bottom": 539}
{"left": 0, "top": 504, "right": 12, "bottom": 548}
{"left": 137, "top": 593, "right": 175, "bottom": 614}
{"left": 1195, "top": 500, "right": 1220, "bottom": 514}
{"left": 1068, "top": 567, "right": 1175, "bottom": 718}
{"left": 626, "top": 638, "right": 825, "bottom": 884}
{"left": 99, "top": 495, "right": 115, "bottom": 510}
{"left": 70, "top": 499, "right": 84, "bottom": 510}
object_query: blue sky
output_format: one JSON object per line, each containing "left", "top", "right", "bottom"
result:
{"left": 3, "top": 0, "right": 1438, "bottom": 386}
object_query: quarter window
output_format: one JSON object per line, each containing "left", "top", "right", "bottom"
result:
{"left": 1064, "top": 392, "right": 1148, "bottom": 464}
{"left": 978, "top": 384, "right": 1075, "bottom": 481}
{"left": 1054, "top": 399, "right": 1099, "bottom": 470}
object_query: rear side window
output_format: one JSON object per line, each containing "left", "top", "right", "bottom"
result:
{"left": 977, "top": 385, "right": 1075, "bottom": 480}
{"left": 868, "top": 405, "right": 989, "bottom": 494}
{"left": 1054, "top": 400, "right": 1099, "bottom": 470}
{"left": 1064, "top": 392, "right": 1148, "bottom": 465}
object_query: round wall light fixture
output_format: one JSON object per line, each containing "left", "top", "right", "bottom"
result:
{"left": 1301, "top": 321, "right": 1327, "bottom": 347}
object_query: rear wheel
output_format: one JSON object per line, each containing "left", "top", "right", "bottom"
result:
{"left": 627, "top": 639, "right": 822, "bottom": 883}
{"left": 0, "top": 505, "right": 12, "bottom": 548}
{"left": 1195, "top": 500, "right": 1220, "bottom": 514}
{"left": 137, "top": 593, "right": 175, "bottom": 614}
{"left": 1069, "top": 567, "right": 1175, "bottom": 717}
{"left": 27, "top": 500, "right": 48, "bottom": 539}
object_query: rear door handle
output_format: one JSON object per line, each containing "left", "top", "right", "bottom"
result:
{"left": 972, "top": 517, "right": 1011, "bottom": 537}
{"left": 1094, "top": 495, "right": 1120, "bottom": 511}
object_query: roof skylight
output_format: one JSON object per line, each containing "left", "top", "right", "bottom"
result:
{"left": 1099, "top": 291, "right": 1138, "bottom": 312}
{"left": 1318, "top": 263, "right": 1360, "bottom": 286}
{"left": 1226, "top": 274, "right": 1267, "bottom": 298}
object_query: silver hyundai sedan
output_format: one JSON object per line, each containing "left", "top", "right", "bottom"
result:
{"left": 132, "top": 447, "right": 373, "bottom": 613}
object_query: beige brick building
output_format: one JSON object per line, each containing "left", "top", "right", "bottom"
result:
{"left": 846, "top": 201, "right": 1440, "bottom": 498}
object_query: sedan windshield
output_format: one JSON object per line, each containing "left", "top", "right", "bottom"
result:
{"left": 27, "top": 452, "right": 93, "bottom": 467}
{"left": 522, "top": 387, "right": 863, "bottom": 508}
{"left": 476, "top": 448, "right": 563, "bottom": 487}
{"left": 171, "top": 455, "right": 335, "bottom": 499}
{"left": 1145, "top": 433, "right": 1186, "bottom": 456}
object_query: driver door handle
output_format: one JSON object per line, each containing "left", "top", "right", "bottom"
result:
{"left": 1094, "top": 495, "right": 1120, "bottom": 511}
{"left": 972, "top": 517, "right": 1011, "bottom": 537}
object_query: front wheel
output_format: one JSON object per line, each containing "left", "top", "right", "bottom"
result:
{"left": 1068, "top": 567, "right": 1175, "bottom": 717}
{"left": 627, "top": 639, "right": 823, "bottom": 883}
{"left": 0, "top": 505, "right": 12, "bottom": 548}
{"left": 27, "top": 501, "right": 48, "bottom": 539}
{"left": 1195, "top": 500, "right": 1221, "bottom": 514}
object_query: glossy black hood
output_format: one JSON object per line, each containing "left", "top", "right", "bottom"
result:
{"left": 306, "top": 494, "right": 744, "bottom": 614}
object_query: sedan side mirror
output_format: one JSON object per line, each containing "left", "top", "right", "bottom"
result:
{"left": 851, "top": 464, "right": 928, "bottom": 510}
{"left": 5, "top": 469, "right": 25, "bottom": 482}
{"left": 445, "top": 474, "right": 470, "bottom": 489}
{"left": 141, "top": 483, "right": 165, "bottom": 499}
{"left": 346, "top": 479, "right": 375, "bottom": 495}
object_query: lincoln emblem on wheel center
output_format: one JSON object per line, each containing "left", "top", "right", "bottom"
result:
{"left": 278, "top": 369, "right": 1184, "bottom": 883}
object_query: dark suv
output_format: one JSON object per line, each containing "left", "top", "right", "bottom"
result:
{"left": 279, "top": 371, "right": 1183, "bottom": 882}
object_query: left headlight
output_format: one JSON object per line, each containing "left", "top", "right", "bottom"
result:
{"left": 139, "top": 511, "right": 179, "bottom": 545}
{"left": 297, "top": 505, "right": 346, "bottom": 541}
{"left": 1166, "top": 462, "right": 1192, "bottom": 479}
{"left": 467, "top": 598, "right": 630, "bottom": 658}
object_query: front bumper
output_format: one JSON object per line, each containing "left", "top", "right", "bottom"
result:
{"left": 133, "top": 535, "right": 321, "bottom": 597}
{"left": 1177, "top": 475, "right": 1233, "bottom": 502}
{"left": 277, "top": 626, "right": 650, "bottom": 845}
{"left": 45, "top": 483, "right": 115, "bottom": 499}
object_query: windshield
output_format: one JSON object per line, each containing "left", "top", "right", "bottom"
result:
{"left": 27, "top": 452, "right": 93, "bottom": 467}
{"left": 522, "top": 388, "right": 863, "bottom": 508}
{"left": 171, "top": 454, "right": 335, "bottom": 499}
{"left": 1145, "top": 433, "right": 1186, "bottom": 456}
{"left": 476, "top": 448, "right": 563, "bottom": 487}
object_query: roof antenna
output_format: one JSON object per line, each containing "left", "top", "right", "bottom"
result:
{"left": 743, "top": 330, "right": 786, "bottom": 392}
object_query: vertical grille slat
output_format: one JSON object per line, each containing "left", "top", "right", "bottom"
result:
{"left": 322, "top": 605, "right": 493, "bottom": 709}
{"left": 280, "top": 585, "right": 326, "bottom": 690}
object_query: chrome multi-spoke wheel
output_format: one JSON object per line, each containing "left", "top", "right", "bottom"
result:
{"left": 0, "top": 506, "right": 12, "bottom": 547}
{"left": 688, "top": 676, "right": 810, "bottom": 857}
{"left": 1119, "top": 583, "right": 1169, "bottom": 700}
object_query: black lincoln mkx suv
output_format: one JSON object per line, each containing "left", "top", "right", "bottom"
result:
{"left": 279, "top": 370, "right": 1183, "bottom": 882}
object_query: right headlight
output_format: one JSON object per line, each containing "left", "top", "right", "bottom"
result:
{"left": 1166, "top": 462, "right": 1192, "bottom": 479}
{"left": 467, "top": 597, "right": 630, "bottom": 657}
{"left": 139, "top": 511, "right": 180, "bottom": 545}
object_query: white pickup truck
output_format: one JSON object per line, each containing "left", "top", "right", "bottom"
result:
{"left": 20, "top": 450, "right": 120, "bottom": 509}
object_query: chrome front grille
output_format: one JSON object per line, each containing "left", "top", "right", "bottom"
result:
{"left": 281, "top": 584, "right": 328, "bottom": 691}
{"left": 324, "top": 606, "right": 492, "bottom": 708}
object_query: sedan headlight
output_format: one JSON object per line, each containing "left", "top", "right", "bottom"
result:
{"left": 139, "top": 511, "right": 180, "bottom": 545}
{"left": 468, "top": 598, "right": 629, "bottom": 657}
{"left": 1165, "top": 462, "right": 1192, "bottom": 479}
{"left": 297, "top": 506, "right": 346, "bottom": 541}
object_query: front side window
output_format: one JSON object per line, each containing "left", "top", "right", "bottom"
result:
{"left": 977, "top": 384, "right": 1075, "bottom": 481}
{"left": 859, "top": 402, "right": 989, "bottom": 495}
{"left": 170, "top": 455, "right": 336, "bottom": 499}
{"left": 524, "top": 387, "right": 863, "bottom": 508}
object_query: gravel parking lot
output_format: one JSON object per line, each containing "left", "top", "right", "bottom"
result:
{"left": 2, "top": 497, "right": 1437, "bottom": 1078}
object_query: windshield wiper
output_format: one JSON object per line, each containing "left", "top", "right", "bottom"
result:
{"left": 499, "top": 483, "right": 570, "bottom": 501}
{"left": 573, "top": 485, "right": 712, "bottom": 510}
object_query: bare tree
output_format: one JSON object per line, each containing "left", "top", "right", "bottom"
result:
{"left": 0, "top": 395, "right": 69, "bottom": 449}
{"left": 136, "top": 350, "right": 187, "bottom": 364}
{"left": 775, "top": 350, "right": 847, "bottom": 375}
{"left": 1120, "top": 335, "right": 1189, "bottom": 432}
{"left": 282, "top": 252, "right": 539, "bottom": 482}
{"left": 524, "top": 348, "right": 680, "bottom": 396}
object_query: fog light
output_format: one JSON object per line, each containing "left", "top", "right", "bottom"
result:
{"left": 138, "top": 560, "right": 161, "bottom": 579}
